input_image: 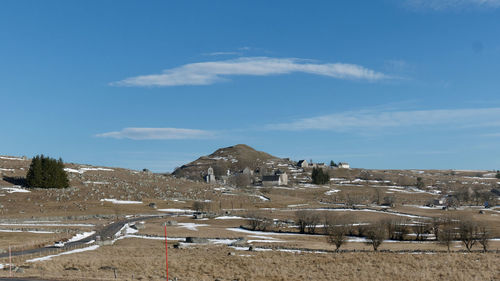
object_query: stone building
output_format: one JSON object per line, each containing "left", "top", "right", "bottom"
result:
{"left": 262, "top": 171, "right": 288, "bottom": 186}
{"left": 205, "top": 167, "right": 216, "bottom": 183}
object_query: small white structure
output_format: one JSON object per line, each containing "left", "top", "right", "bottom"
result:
{"left": 205, "top": 167, "right": 216, "bottom": 183}
{"left": 297, "top": 160, "right": 308, "bottom": 168}
{"left": 338, "top": 162, "right": 350, "bottom": 169}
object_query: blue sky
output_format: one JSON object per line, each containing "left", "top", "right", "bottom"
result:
{"left": 1, "top": 0, "right": 500, "bottom": 172}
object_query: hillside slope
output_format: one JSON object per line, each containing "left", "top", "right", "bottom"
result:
{"left": 172, "top": 144, "right": 292, "bottom": 180}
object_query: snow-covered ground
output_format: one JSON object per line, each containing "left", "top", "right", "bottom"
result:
{"left": 324, "top": 189, "right": 340, "bottom": 195}
{"left": 0, "top": 156, "right": 23, "bottom": 160}
{"left": 100, "top": 199, "right": 142, "bottom": 204}
{"left": 157, "top": 208, "right": 194, "bottom": 213}
{"left": 26, "top": 245, "right": 100, "bottom": 263}
{"left": 83, "top": 181, "right": 110, "bottom": 185}
{"left": 64, "top": 167, "right": 114, "bottom": 174}
{"left": 0, "top": 223, "right": 94, "bottom": 227}
{"left": 1, "top": 186, "right": 30, "bottom": 193}
{"left": 177, "top": 222, "right": 208, "bottom": 231}
{"left": 215, "top": 216, "right": 246, "bottom": 220}
{"left": 67, "top": 231, "right": 96, "bottom": 243}
{"left": 0, "top": 229, "right": 54, "bottom": 234}
{"left": 0, "top": 168, "right": 15, "bottom": 172}
{"left": 253, "top": 195, "right": 270, "bottom": 201}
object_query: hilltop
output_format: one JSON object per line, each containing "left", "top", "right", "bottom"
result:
{"left": 172, "top": 144, "right": 294, "bottom": 181}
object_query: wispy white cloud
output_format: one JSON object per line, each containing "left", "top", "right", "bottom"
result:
{"left": 96, "top": 127, "right": 215, "bottom": 140}
{"left": 406, "top": 0, "right": 500, "bottom": 10}
{"left": 111, "top": 57, "right": 389, "bottom": 87}
{"left": 267, "top": 107, "right": 500, "bottom": 132}
{"left": 203, "top": 51, "right": 242, "bottom": 56}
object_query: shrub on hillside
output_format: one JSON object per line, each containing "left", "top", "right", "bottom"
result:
{"left": 26, "top": 155, "right": 69, "bottom": 189}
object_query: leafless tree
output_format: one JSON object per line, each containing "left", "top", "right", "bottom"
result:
{"left": 458, "top": 218, "right": 479, "bottom": 252}
{"left": 192, "top": 201, "right": 208, "bottom": 212}
{"left": 383, "top": 218, "right": 409, "bottom": 241}
{"left": 296, "top": 210, "right": 320, "bottom": 234}
{"left": 246, "top": 211, "right": 271, "bottom": 231}
{"left": 325, "top": 214, "right": 352, "bottom": 252}
{"left": 306, "top": 212, "right": 321, "bottom": 234}
{"left": 382, "top": 196, "right": 396, "bottom": 207}
{"left": 365, "top": 221, "right": 387, "bottom": 251}
{"left": 439, "top": 215, "right": 458, "bottom": 252}
{"left": 232, "top": 173, "right": 251, "bottom": 188}
{"left": 296, "top": 210, "right": 309, "bottom": 233}
{"left": 413, "top": 220, "right": 430, "bottom": 241}
{"left": 430, "top": 217, "right": 441, "bottom": 241}
{"left": 477, "top": 223, "right": 490, "bottom": 253}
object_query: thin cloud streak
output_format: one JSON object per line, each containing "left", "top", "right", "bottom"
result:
{"left": 267, "top": 107, "right": 500, "bottom": 132}
{"left": 96, "top": 127, "right": 215, "bottom": 140}
{"left": 407, "top": 0, "right": 500, "bottom": 10}
{"left": 203, "top": 51, "right": 242, "bottom": 56}
{"left": 111, "top": 57, "right": 389, "bottom": 87}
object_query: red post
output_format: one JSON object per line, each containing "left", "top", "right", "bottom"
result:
{"left": 164, "top": 223, "right": 169, "bottom": 281}
{"left": 9, "top": 245, "right": 12, "bottom": 277}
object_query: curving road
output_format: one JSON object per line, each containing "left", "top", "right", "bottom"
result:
{"left": 0, "top": 214, "right": 171, "bottom": 259}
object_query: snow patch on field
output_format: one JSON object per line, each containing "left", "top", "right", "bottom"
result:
{"left": 0, "top": 168, "right": 15, "bottom": 172}
{"left": 26, "top": 245, "right": 100, "bottom": 262}
{"left": 0, "top": 156, "right": 23, "bottom": 160}
{"left": 1, "top": 187, "right": 30, "bottom": 193}
{"left": 0, "top": 223, "right": 94, "bottom": 227}
{"left": 253, "top": 195, "right": 270, "bottom": 201}
{"left": 67, "top": 231, "right": 96, "bottom": 243}
{"left": 227, "top": 228, "right": 309, "bottom": 237}
{"left": 215, "top": 216, "right": 245, "bottom": 220}
{"left": 157, "top": 208, "right": 194, "bottom": 213}
{"left": 100, "top": 199, "right": 142, "bottom": 204}
{"left": 64, "top": 167, "right": 114, "bottom": 174}
{"left": 84, "top": 181, "right": 109, "bottom": 185}
{"left": 324, "top": 189, "right": 340, "bottom": 195}
{"left": 0, "top": 229, "right": 54, "bottom": 234}
{"left": 177, "top": 223, "right": 208, "bottom": 231}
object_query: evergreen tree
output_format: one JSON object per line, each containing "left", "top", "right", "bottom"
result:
{"left": 496, "top": 171, "right": 500, "bottom": 179}
{"left": 26, "top": 155, "right": 69, "bottom": 189}
{"left": 312, "top": 167, "right": 329, "bottom": 185}
{"left": 330, "top": 160, "right": 337, "bottom": 167}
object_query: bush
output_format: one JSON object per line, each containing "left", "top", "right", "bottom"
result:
{"left": 26, "top": 155, "right": 69, "bottom": 189}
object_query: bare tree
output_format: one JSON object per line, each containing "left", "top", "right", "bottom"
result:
{"left": 413, "top": 220, "right": 430, "bottom": 241}
{"left": 431, "top": 217, "right": 441, "bottom": 241}
{"left": 232, "top": 173, "right": 251, "bottom": 188}
{"left": 296, "top": 210, "right": 308, "bottom": 234}
{"left": 306, "top": 212, "right": 321, "bottom": 234}
{"left": 439, "top": 216, "right": 458, "bottom": 252}
{"left": 477, "top": 223, "right": 490, "bottom": 253}
{"left": 296, "top": 210, "right": 320, "bottom": 234}
{"left": 326, "top": 215, "right": 352, "bottom": 252}
{"left": 365, "top": 221, "right": 387, "bottom": 251}
{"left": 192, "top": 201, "right": 208, "bottom": 212}
{"left": 383, "top": 218, "right": 409, "bottom": 241}
{"left": 458, "top": 218, "right": 479, "bottom": 252}
{"left": 246, "top": 211, "right": 271, "bottom": 231}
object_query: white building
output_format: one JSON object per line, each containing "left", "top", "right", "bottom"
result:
{"left": 338, "top": 162, "right": 350, "bottom": 169}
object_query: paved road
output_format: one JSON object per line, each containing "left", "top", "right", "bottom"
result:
{"left": 0, "top": 214, "right": 170, "bottom": 259}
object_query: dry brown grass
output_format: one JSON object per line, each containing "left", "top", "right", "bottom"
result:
{"left": 2, "top": 239, "right": 498, "bottom": 281}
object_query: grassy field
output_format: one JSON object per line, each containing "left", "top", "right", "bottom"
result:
{"left": 1, "top": 238, "right": 498, "bottom": 281}
{"left": 1, "top": 155, "right": 499, "bottom": 280}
